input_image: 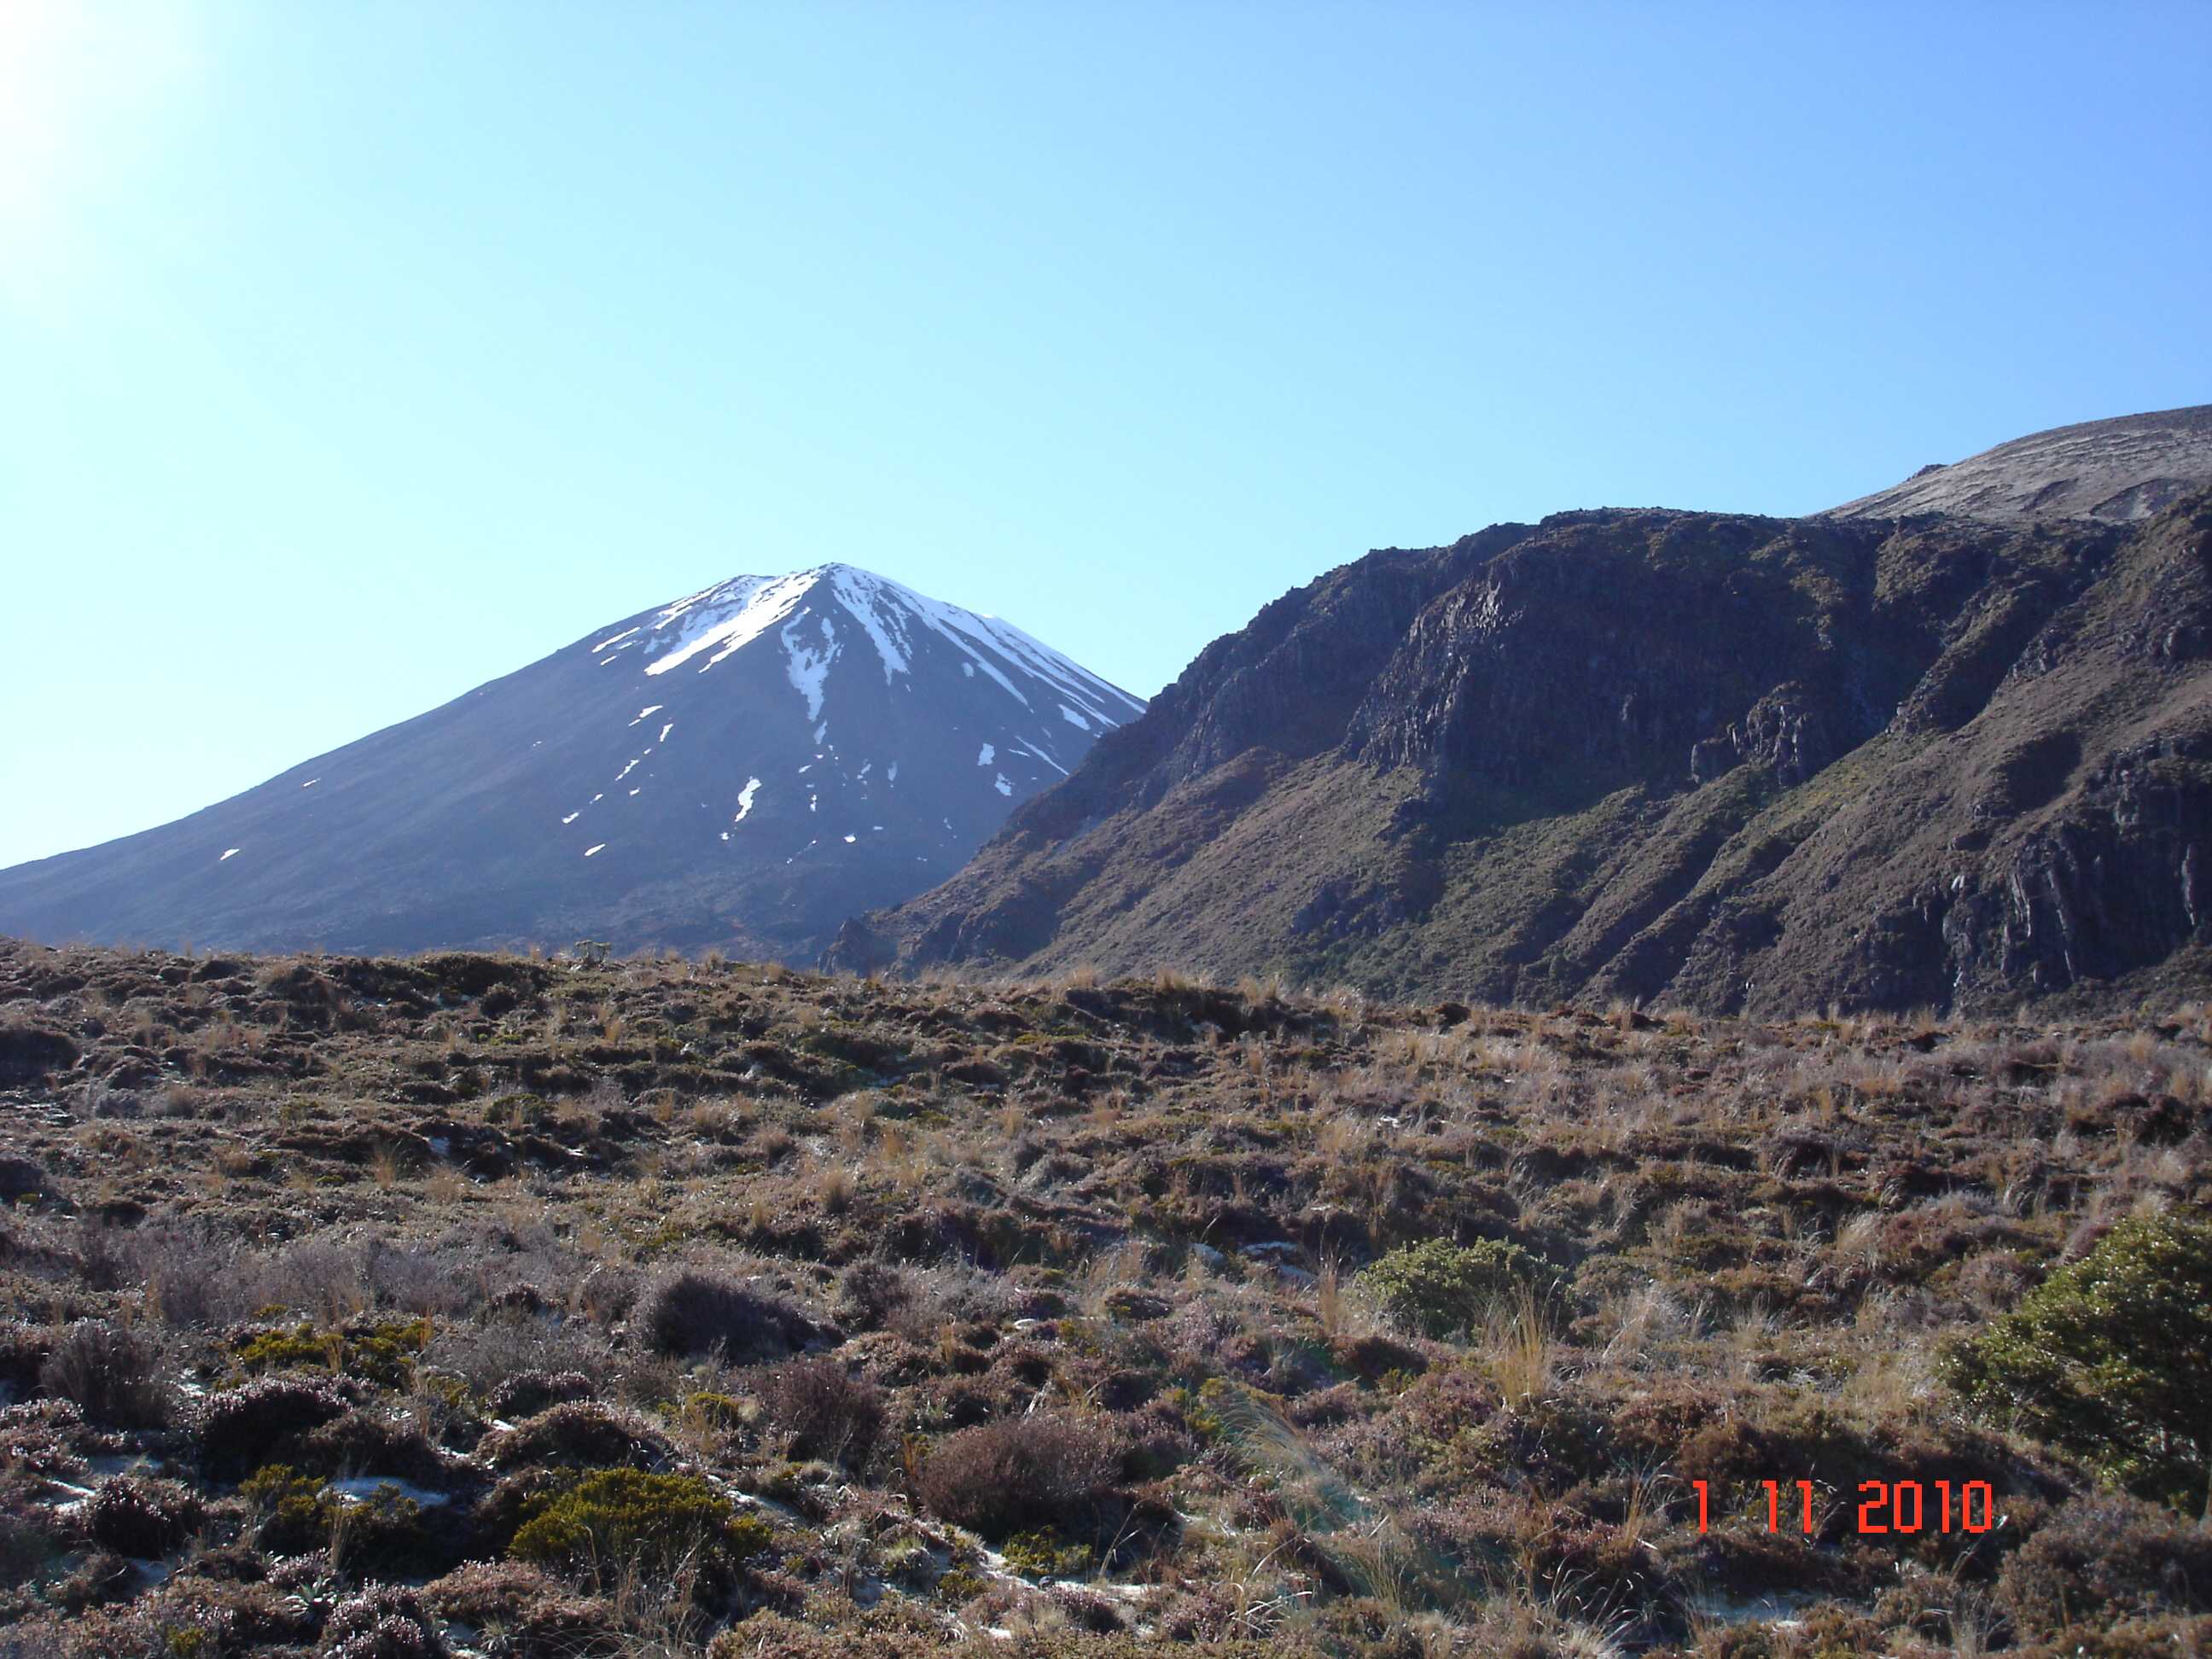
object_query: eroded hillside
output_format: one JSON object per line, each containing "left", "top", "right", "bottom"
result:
{"left": 837, "top": 486, "right": 2212, "bottom": 1016}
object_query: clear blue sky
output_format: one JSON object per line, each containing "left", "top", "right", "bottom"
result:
{"left": 3, "top": 3, "right": 2206, "bottom": 870}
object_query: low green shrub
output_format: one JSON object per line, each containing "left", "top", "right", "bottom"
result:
{"left": 241, "top": 1464, "right": 335, "bottom": 1556}
{"left": 1942, "top": 1208, "right": 2212, "bottom": 1510}
{"left": 1356, "top": 1237, "right": 1557, "bottom": 1339}
{"left": 509, "top": 1468, "right": 771, "bottom": 1587}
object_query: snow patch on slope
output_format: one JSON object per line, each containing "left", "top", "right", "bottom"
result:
{"left": 783, "top": 613, "right": 838, "bottom": 720}
{"left": 643, "top": 573, "right": 815, "bottom": 678}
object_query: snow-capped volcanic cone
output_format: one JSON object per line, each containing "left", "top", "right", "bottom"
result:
{"left": 0, "top": 565, "right": 1144, "bottom": 960}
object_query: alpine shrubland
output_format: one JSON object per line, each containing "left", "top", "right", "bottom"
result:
{"left": 0, "top": 935, "right": 2208, "bottom": 1655}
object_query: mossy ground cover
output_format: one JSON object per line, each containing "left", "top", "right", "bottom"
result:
{"left": 1, "top": 936, "right": 2209, "bottom": 1654}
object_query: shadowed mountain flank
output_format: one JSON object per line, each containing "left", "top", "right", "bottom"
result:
{"left": 835, "top": 462, "right": 2212, "bottom": 1015}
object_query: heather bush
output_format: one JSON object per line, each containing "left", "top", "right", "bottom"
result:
{"left": 1943, "top": 1208, "right": 2212, "bottom": 1510}
{"left": 1996, "top": 1494, "right": 2212, "bottom": 1638}
{"left": 480, "top": 1400, "right": 672, "bottom": 1471}
{"left": 835, "top": 1260, "right": 916, "bottom": 1330}
{"left": 317, "top": 1584, "right": 448, "bottom": 1658}
{"left": 296, "top": 1407, "right": 447, "bottom": 1485}
{"left": 1357, "top": 1237, "right": 1557, "bottom": 1339}
{"left": 637, "top": 1266, "right": 812, "bottom": 1361}
{"left": 0, "top": 1505, "right": 61, "bottom": 1590}
{"left": 917, "top": 1414, "right": 1115, "bottom": 1539}
{"left": 198, "top": 1376, "right": 350, "bottom": 1480}
{"left": 486, "top": 1367, "right": 594, "bottom": 1420}
{"left": 758, "top": 1356, "right": 885, "bottom": 1466}
{"left": 38, "top": 1319, "right": 167, "bottom": 1429}
{"left": 84, "top": 1475, "right": 204, "bottom": 1557}
{"left": 422, "top": 1559, "right": 625, "bottom": 1655}
{"left": 422, "top": 1310, "right": 610, "bottom": 1400}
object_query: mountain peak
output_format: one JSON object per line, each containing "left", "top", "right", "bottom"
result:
{"left": 0, "top": 562, "right": 1144, "bottom": 961}
{"left": 602, "top": 565, "right": 1133, "bottom": 736}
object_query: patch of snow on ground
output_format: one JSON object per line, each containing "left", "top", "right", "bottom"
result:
{"left": 591, "top": 626, "right": 641, "bottom": 652}
{"left": 962, "top": 662, "right": 975, "bottom": 678}
{"left": 562, "top": 812, "right": 580, "bottom": 824}
{"left": 888, "top": 761, "right": 898, "bottom": 782}
{"left": 659, "top": 723, "right": 672, "bottom": 743}
{"left": 977, "top": 743, "right": 994, "bottom": 765}
{"left": 584, "top": 844, "right": 606, "bottom": 857}
{"left": 843, "top": 834, "right": 857, "bottom": 843}
{"left": 1013, "top": 739, "right": 1068, "bottom": 777}
{"left": 631, "top": 704, "right": 663, "bottom": 725}
{"left": 1061, "top": 705, "right": 1092, "bottom": 730}
{"left": 301, "top": 777, "right": 320, "bottom": 788}
{"left": 734, "top": 777, "right": 761, "bottom": 823}
{"left": 808, "top": 795, "right": 818, "bottom": 812}
{"left": 627, "top": 789, "right": 640, "bottom": 796}
{"left": 218, "top": 848, "right": 240, "bottom": 861}
{"left": 994, "top": 774, "right": 1012, "bottom": 796}
{"left": 591, "top": 793, "right": 603, "bottom": 804}
{"left": 783, "top": 612, "right": 838, "bottom": 719}
{"left": 615, "top": 757, "right": 641, "bottom": 782}
{"left": 329, "top": 1478, "right": 449, "bottom": 1509}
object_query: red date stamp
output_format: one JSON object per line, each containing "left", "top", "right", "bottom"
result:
{"left": 1691, "top": 1479, "right": 1998, "bottom": 1534}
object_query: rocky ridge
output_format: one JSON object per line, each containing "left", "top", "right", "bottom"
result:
{"left": 835, "top": 410, "right": 2212, "bottom": 1015}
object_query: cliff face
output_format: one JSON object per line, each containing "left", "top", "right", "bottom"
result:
{"left": 833, "top": 479, "right": 2212, "bottom": 1015}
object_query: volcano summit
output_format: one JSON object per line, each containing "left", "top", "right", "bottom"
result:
{"left": 0, "top": 565, "right": 1144, "bottom": 960}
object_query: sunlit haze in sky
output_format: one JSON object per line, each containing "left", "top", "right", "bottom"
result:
{"left": 3, "top": 2, "right": 2207, "bottom": 870}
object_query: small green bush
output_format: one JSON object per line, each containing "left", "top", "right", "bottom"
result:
{"left": 241, "top": 1463, "right": 335, "bottom": 1556}
{"left": 231, "top": 1318, "right": 432, "bottom": 1389}
{"left": 1001, "top": 1528, "right": 1092, "bottom": 1580}
{"left": 509, "top": 1469, "right": 769, "bottom": 1586}
{"left": 1942, "top": 1209, "right": 2212, "bottom": 1510}
{"left": 1356, "top": 1237, "right": 1556, "bottom": 1339}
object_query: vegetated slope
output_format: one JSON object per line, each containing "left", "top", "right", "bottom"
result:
{"left": 0, "top": 565, "right": 1142, "bottom": 963}
{"left": 1, "top": 937, "right": 2208, "bottom": 1654}
{"left": 1827, "top": 403, "right": 2212, "bottom": 525}
{"left": 835, "top": 474, "right": 2212, "bottom": 1015}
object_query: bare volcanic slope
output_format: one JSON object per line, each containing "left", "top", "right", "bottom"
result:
{"left": 1827, "top": 403, "right": 2211, "bottom": 525}
{"left": 835, "top": 474, "right": 2212, "bottom": 1016}
{"left": 0, "top": 565, "right": 1143, "bottom": 960}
